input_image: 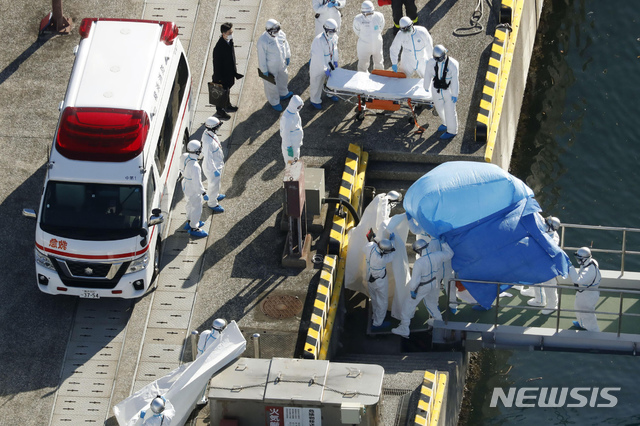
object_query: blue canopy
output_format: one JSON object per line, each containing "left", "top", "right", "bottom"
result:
{"left": 404, "top": 162, "right": 570, "bottom": 308}
{"left": 404, "top": 162, "right": 533, "bottom": 238}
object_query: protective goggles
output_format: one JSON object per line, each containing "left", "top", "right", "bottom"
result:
{"left": 434, "top": 54, "right": 447, "bottom": 62}
{"left": 400, "top": 24, "right": 413, "bottom": 33}
{"left": 324, "top": 27, "right": 337, "bottom": 35}
{"left": 362, "top": 11, "right": 373, "bottom": 16}
{"left": 267, "top": 25, "right": 280, "bottom": 35}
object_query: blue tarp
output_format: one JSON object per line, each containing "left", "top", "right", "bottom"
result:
{"left": 404, "top": 162, "right": 570, "bottom": 308}
{"left": 404, "top": 162, "right": 533, "bottom": 238}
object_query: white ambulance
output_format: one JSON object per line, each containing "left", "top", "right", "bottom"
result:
{"left": 23, "top": 18, "right": 192, "bottom": 298}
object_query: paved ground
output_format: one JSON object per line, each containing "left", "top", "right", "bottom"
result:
{"left": 0, "top": 0, "right": 498, "bottom": 424}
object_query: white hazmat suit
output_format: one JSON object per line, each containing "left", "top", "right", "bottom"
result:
{"left": 180, "top": 151, "right": 206, "bottom": 231}
{"left": 423, "top": 55, "right": 460, "bottom": 135}
{"left": 131, "top": 398, "right": 175, "bottom": 426}
{"left": 257, "top": 27, "right": 291, "bottom": 107}
{"left": 353, "top": 9, "right": 385, "bottom": 72}
{"left": 201, "top": 129, "right": 225, "bottom": 209}
{"left": 363, "top": 239, "right": 396, "bottom": 327}
{"left": 312, "top": 0, "right": 345, "bottom": 36}
{"left": 392, "top": 242, "right": 454, "bottom": 337}
{"left": 390, "top": 25, "right": 433, "bottom": 77}
{"left": 280, "top": 95, "right": 304, "bottom": 165}
{"left": 309, "top": 30, "right": 339, "bottom": 105}
{"left": 569, "top": 258, "right": 601, "bottom": 332}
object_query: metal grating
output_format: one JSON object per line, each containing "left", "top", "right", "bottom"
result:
{"left": 151, "top": 291, "right": 195, "bottom": 311}
{"left": 140, "top": 343, "right": 183, "bottom": 364}
{"left": 260, "top": 295, "right": 303, "bottom": 319}
{"left": 148, "top": 308, "right": 191, "bottom": 329}
{"left": 156, "top": 254, "right": 203, "bottom": 291}
{"left": 217, "top": 6, "right": 259, "bottom": 24}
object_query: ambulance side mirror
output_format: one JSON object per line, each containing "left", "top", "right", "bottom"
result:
{"left": 22, "top": 208, "right": 37, "bottom": 219}
{"left": 148, "top": 208, "right": 164, "bottom": 227}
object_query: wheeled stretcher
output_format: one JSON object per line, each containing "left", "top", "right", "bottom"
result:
{"left": 324, "top": 68, "right": 433, "bottom": 131}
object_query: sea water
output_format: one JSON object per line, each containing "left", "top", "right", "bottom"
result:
{"left": 465, "top": 1, "right": 640, "bottom": 424}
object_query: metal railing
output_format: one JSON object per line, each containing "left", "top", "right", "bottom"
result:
{"left": 444, "top": 279, "right": 640, "bottom": 337}
{"left": 559, "top": 223, "right": 640, "bottom": 275}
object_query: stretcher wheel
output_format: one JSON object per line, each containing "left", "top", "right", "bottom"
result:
{"left": 356, "top": 110, "right": 366, "bottom": 121}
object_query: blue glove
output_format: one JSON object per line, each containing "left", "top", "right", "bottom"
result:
{"left": 452, "top": 96, "right": 458, "bottom": 103}
{"left": 333, "top": 61, "right": 338, "bottom": 68}
{"left": 263, "top": 71, "right": 269, "bottom": 77}
{"left": 392, "top": 64, "right": 398, "bottom": 73}
{"left": 287, "top": 146, "right": 294, "bottom": 157}
{"left": 286, "top": 58, "right": 290, "bottom": 66}
{"left": 203, "top": 193, "right": 209, "bottom": 201}
{"left": 327, "top": 1, "right": 335, "bottom": 7}
{"left": 410, "top": 291, "right": 417, "bottom": 300}
{"left": 214, "top": 170, "right": 221, "bottom": 177}
{"left": 389, "top": 232, "right": 395, "bottom": 240}
{"left": 324, "top": 69, "right": 331, "bottom": 77}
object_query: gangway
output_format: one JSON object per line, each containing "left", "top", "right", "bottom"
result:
{"left": 433, "top": 223, "right": 640, "bottom": 354}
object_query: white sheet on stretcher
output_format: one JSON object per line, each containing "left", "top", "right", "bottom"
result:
{"left": 326, "top": 68, "right": 433, "bottom": 102}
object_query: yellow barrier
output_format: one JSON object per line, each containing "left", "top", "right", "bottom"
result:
{"left": 413, "top": 370, "right": 447, "bottom": 426}
{"left": 303, "top": 255, "right": 337, "bottom": 359}
{"left": 482, "top": 0, "right": 523, "bottom": 162}
{"left": 304, "top": 144, "right": 367, "bottom": 360}
{"left": 328, "top": 144, "right": 361, "bottom": 255}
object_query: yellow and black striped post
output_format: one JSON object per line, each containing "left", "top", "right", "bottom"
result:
{"left": 303, "top": 255, "right": 337, "bottom": 359}
{"left": 475, "top": 24, "right": 510, "bottom": 143}
{"left": 328, "top": 144, "right": 361, "bottom": 255}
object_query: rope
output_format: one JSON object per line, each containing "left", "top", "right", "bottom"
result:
{"left": 453, "top": 0, "right": 485, "bottom": 37}
{"left": 210, "top": 378, "right": 380, "bottom": 398}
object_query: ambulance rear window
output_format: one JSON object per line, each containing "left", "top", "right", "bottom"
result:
{"left": 56, "top": 107, "right": 150, "bottom": 162}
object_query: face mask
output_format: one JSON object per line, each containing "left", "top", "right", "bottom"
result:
{"left": 226, "top": 34, "right": 233, "bottom": 41}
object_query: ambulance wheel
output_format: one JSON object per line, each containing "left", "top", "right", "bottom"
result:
{"left": 152, "top": 238, "right": 162, "bottom": 284}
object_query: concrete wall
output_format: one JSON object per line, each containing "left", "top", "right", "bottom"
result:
{"left": 492, "top": 0, "right": 544, "bottom": 170}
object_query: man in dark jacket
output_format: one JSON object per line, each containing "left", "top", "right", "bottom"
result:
{"left": 213, "top": 22, "right": 244, "bottom": 120}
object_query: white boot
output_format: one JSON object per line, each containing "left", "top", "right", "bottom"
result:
{"left": 391, "top": 324, "right": 410, "bottom": 338}
{"left": 520, "top": 287, "right": 535, "bottom": 297}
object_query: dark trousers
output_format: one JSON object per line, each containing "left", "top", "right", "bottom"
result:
{"left": 392, "top": 0, "right": 418, "bottom": 26}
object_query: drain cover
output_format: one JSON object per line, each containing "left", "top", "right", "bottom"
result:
{"left": 260, "top": 295, "right": 303, "bottom": 319}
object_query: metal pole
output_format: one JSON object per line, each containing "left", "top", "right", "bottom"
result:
{"left": 252, "top": 333, "right": 261, "bottom": 358}
{"left": 556, "top": 288, "right": 562, "bottom": 332}
{"left": 621, "top": 230, "right": 627, "bottom": 275}
{"left": 297, "top": 218, "right": 303, "bottom": 255}
{"left": 617, "top": 291, "right": 624, "bottom": 337}
{"left": 191, "top": 330, "right": 199, "bottom": 361}
{"left": 52, "top": 0, "right": 71, "bottom": 32}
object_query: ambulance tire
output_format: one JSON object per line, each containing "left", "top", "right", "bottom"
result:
{"left": 151, "top": 237, "right": 162, "bottom": 286}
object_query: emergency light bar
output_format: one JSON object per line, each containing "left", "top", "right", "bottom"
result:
{"left": 56, "top": 107, "right": 150, "bottom": 162}
{"left": 79, "top": 18, "right": 179, "bottom": 45}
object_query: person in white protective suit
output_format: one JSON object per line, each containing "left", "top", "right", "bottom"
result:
{"left": 134, "top": 395, "right": 175, "bottom": 425}
{"left": 416, "top": 234, "right": 457, "bottom": 312}
{"left": 201, "top": 117, "right": 226, "bottom": 214}
{"left": 523, "top": 216, "right": 562, "bottom": 313}
{"left": 280, "top": 95, "right": 304, "bottom": 165}
{"left": 569, "top": 247, "right": 601, "bottom": 331}
{"left": 363, "top": 234, "right": 397, "bottom": 329}
{"left": 309, "top": 19, "right": 340, "bottom": 109}
{"left": 196, "top": 318, "right": 228, "bottom": 406}
{"left": 180, "top": 140, "right": 208, "bottom": 238}
{"left": 312, "top": 0, "right": 346, "bottom": 37}
{"left": 353, "top": 1, "right": 385, "bottom": 72}
{"left": 423, "top": 45, "right": 459, "bottom": 140}
{"left": 257, "top": 19, "right": 293, "bottom": 112}
{"left": 392, "top": 239, "right": 454, "bottom": 338}
{"left": 390, "top": 16, "right": 433, "bottom": 78}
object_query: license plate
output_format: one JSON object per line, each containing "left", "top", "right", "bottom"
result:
{"left": 80, "top": 290, "right": 100, "bottom": 299}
